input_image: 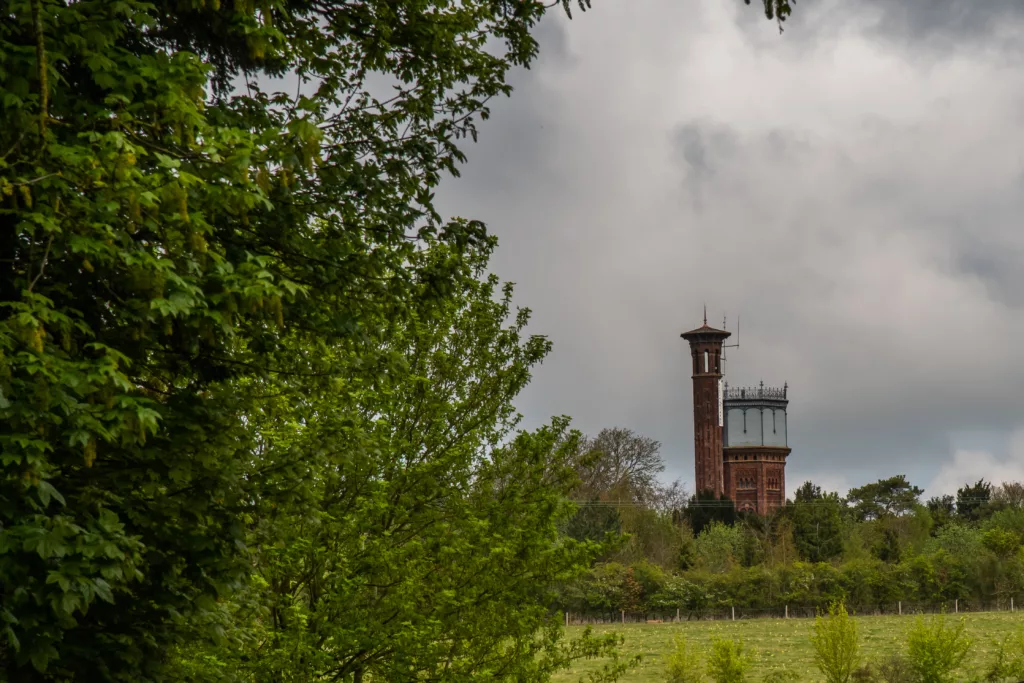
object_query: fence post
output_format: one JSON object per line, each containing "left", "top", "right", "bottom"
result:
{"left": 898, "top": 601, "right": 901, "bottom": 616}
{"left": 955, "top": 599, "right": 958, "bottom": 614}
{"left": 785, "top": 605, "right": 788, "bottom": 619}
{"left": 566, "top": 612, "right": 569, "bottom": 627}
{"left": 676, "top": 608, "right": 680, "bottom": 622}
{"left": 621, "top": 609, "right": 625, "bottom": 624}
{"left": 732, "top": 606, "right": 735, "bottom": 621}
{"left": 1012, "top": 598, "right": 1015, "bottom": 613}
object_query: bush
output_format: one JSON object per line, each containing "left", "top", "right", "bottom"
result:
{"left": 762, "top": 669, "right": 798, "bottom": 683}
{"left": 811, "top": 600, "right": 861, "bottom": 683}
{"left": 851, "top": 665, "right": 876, "bottom": 683}
{"left": 905, "top": 614, "right": 972, "bottom": 683}
{"left": 876, "top": 655, "right": 914, "bottom": 683}
{"left": 707, "top": 638, "right": 750, "bottom": 683}
{"left": 666, "top": 636, "right": 705, "bottom": 683}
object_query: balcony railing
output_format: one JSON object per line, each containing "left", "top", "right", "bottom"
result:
{"left": 723, "top": 383, "right": 787, "bottom": 401}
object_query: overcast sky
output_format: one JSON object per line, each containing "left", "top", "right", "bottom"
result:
{"left": 433, "top": 0, "right": 1024, "bottom": 500}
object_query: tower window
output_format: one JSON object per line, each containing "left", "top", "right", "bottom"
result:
{"left": 704, "top": 350, "right": 709, "bottom": 373}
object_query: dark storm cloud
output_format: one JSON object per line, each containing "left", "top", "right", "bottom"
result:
{"left": 434, "top": 0, "right": 1024, "bottom": 499}
{"left": 859, "top": 0, "right": 1024, "bottom": 46}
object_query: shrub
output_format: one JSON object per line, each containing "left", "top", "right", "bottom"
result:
{"left": 666, "top": 635, "right": 705, "bottom": 683}
{"left": 707, "top": 638, "right": 750, "bottom": 683}
{"left": 762, "top": 669, "right": 798, "bottom": 683}
{"left": 851, "top": 664, "right": 876, "bottom": 683}
{"left": 905, "top": 614, "right": 972, "bottom": 683}
{"left": 876, "top": 655, "right": 914, "bottom": 683}
{"left": 811, "top": 600, "right": 861, "bottom": 683}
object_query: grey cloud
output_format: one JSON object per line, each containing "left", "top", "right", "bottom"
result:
{"left": 954, "top": 241, "right": 1024, "bottom": 309}
{"left": 858, "top": 0, "right": 1024, "bottom": 46}
{"left": 433, "top": 1, "right": 1024, "bottom": 499}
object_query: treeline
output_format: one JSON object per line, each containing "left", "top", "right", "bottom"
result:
{"left": 555, "top": 430, "right": 1024, "bottom": 616}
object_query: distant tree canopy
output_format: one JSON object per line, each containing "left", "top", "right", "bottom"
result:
{"left": 572, "top": 427, "right": 666, "bottom": 505}
{"left": 555, "top": 470, "right": 1024, "bottom": 619}
{"left": 846, "top": 475, "right": 925, "bottom": 522}
{"left": 957, "top": 479, "right": 995, "bottom": 523}
{"left": 686, "top": 490, "right": 737, "bottom": 536}
{"left": 789, "top": 481, "right": 844, "bottom": 563}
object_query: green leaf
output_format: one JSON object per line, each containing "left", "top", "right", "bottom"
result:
{"left": 93, "top": 579, "right": 115, "bottom": 604}
{"left": 37, "top": 481, "right": 66, "bottom": 508}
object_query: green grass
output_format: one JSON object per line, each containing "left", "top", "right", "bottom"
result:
{"left": 555, "top": 612, "right": 1024, "bottom": 682}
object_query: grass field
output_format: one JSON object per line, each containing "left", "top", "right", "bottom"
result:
{"left": 554, "top": 612, "right": 1024, "bottom": 682}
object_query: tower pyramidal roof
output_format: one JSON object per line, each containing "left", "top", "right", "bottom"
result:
{"left": 680, "top": 320, "right": 731, "bottom": 341}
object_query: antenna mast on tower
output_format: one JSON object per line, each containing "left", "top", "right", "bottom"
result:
{"left": 722, "top": 314, "right": 740, "bottom": 361}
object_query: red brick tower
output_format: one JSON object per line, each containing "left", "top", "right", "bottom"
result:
{"left": 680, "top": 311, "right": 731, "bottom": 497}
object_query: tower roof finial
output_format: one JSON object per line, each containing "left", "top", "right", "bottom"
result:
{"left": 703, "top": 304, "right": 707, "bottom": 326}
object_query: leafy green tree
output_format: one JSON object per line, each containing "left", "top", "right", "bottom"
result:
{"left": 846, "top": 476, "right": 923, "bottom": 522}
{"left": 694, "top": 522, "right": 746, "bottom": 574}
{"left": 905, "top": 615, "right": 972, "bottom": 683}
{"left": 926, "top": 495, "right": 956, "bottom": 533}
{"left": 175, "top": 246, "right": 631, "bottom": 681}
{"left": 956, "top": 479, "right": 995, "bottom": 523}
{"left": 565, "top": 502, "right": 623, "bottom": 545}
{"left": 981, "top": 528, "right": 1020, "bottom": 559}
{"left": 1, "top": 0, "right": 795, "bottom": 677}
{"left": 707, "top": 639, "right": 751, "bottom": 683}
{"left": 789, "top": 481, "right": 844, "bottom": 563}
{"left": 810, "top": 600, "right": 860, "bottom": 683}
{"left": 0, "top": 0, "right": 586, "bottom": 677}
{"left": 687, "top": 491, "right": 737, "bottom": 536}
{"left": 666, "top": 636, "right": 705, "bottom": 683}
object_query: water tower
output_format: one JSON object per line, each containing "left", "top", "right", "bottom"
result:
{"left": 722, "top": 382, "right": 790, "bottom": 514}
{"left": 681, "top": 310, "right": 791, "bottom": 514}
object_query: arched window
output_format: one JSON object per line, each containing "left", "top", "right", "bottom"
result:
{"left": 704, "top": 350, "right": 709, "bottom": 373}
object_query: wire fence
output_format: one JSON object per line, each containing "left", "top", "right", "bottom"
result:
{"left": 565, "top": 598, "right": 1023, "bottom": 625}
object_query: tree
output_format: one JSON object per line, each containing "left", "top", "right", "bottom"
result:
{"left": 1, "top": 0, "right": 795, "bottom": 677}
{"left": 694, "top": 521, "right": 746, "bottom": 573}
{"left": 811, "top": 601, "right": 860, "bottom": 683}
{"left": 956, "top": 479, "right": 995, "bottom": 523}
{"left": 572, "top": 427, "right": 665, "bottom": 505}
{"left": 992, "top": 482, "right": 1024, "bottom": 509}
{"left": 927, "top": 495, "right": 957, "bottom": 532}
{"left": 170, "top": 257, "right": 628, "bottom": 680}
{"left": 845, "top": 475, "right": 924, "bottom": 522}
{"left": 0, "top": 0, "right": 585, "bottom": 677}
{"left": 687, "top": 491, "right": 737, "bottom": 536}
{"left": 789, "top": 481, "right": 844, "bottom": 563}
{"left": 794, "top": 481, "right": 824, "bottom": 503}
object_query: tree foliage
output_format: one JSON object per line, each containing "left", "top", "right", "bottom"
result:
{"left": 1, "top": 0, "right": 800, "bottom": 677}
{"left": 173, "top": 255, "right": 633, "bottom": 682}
{"left": 0, "top": 0, "right": 588, "bottom": 677}
{"left": 905, "top": 615, "right": 972, "bottom": 683}
{"left": 956, "top": 479, "right": 994, "bottom": 523}
{"left": 572, "top": 427, "right": 666, "bottom": 505}
{"left": 846, "top": 476, "right": 924, "bottom": 522}
{"left": 811, "top": 601, "right": 860, "bottom": 683}
{"left": 789, "top": 481, "right": 844, "bottom": 564}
